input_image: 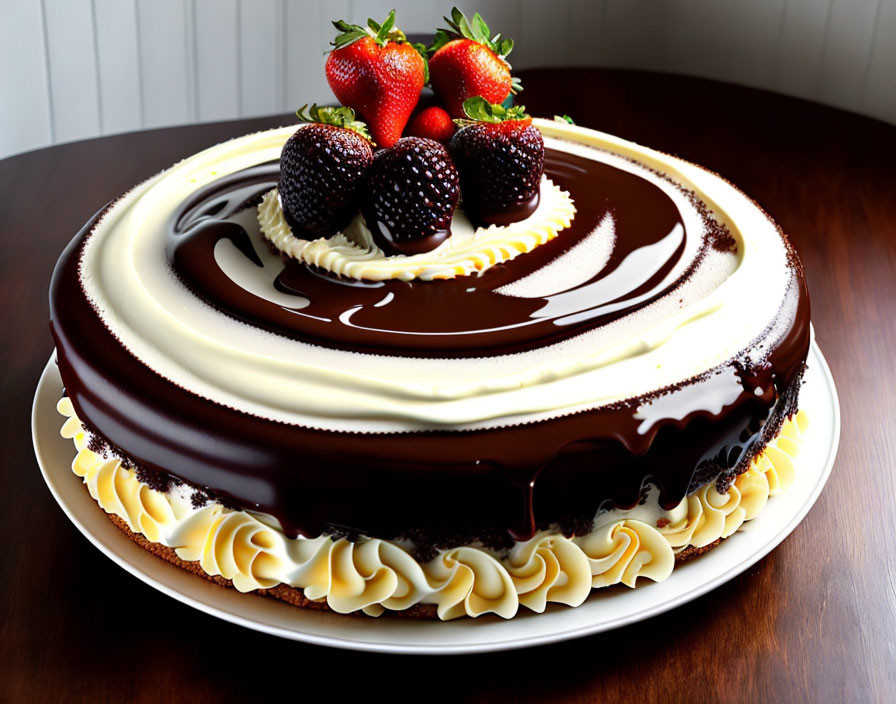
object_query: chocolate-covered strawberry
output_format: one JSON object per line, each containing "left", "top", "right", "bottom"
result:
{"left": 362, "top": 137, "right": 460, "bottom": 256}
{"left": 429, "top": 7, "right": 521, "bottom": 119}
{"left": 449, "top": 97, "right": 544, "bottom": 226}
{"left": 279, "top": 104, "right": 374, "bottom": 238}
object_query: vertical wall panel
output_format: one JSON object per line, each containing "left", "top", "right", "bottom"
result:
{"left": 568, "top": 0, "right": 606, "bottom": 67}
{"left": 0, "top": 0, "right": 53, "bottom": 158}
{"left": 283, "top": 0, "right": 306, "bottom": 112}
{"left": 94, "top": 0, "right": 143, "bottom": 134}
{"left": 238, "top": 0, "right": 279, "bottom": 116}
{"left": 817, "top": 0, "right": 880, "bottom": 109}
{"left": 284, "top": 0, "right": 349, "bottom": 113}
{"left": 359, "top": 0, "right": 439, "bottom": 34}
{"left": 659, "top": 0, "right": 740, "bottom": 80}
{"left": 43, "top": 0, "right": 102, "bottom": 143}
{"left": 602, "top": 0, "right": 667, "bottom": 70}
{"left": 517, "top": 0, "right": 572, "bottom": 68}
{"left": 136, "top": 0, "right": 192, "bottom": 128}
{"left": 712, "top": 0, "right": 786, "bottom": 88}
{"left": 194, "top": 0, "right": 240, "bottom": 121}
{"left": 4, "top": 0, "right": 896, "bottom": 161}
{"left": 275, "top": 0, "right": 287, "bottom": 113}
{"left": 862, "top": 0, "right": 896, "bottom": 123}
{"left": 185, "top": 0, "right": 198, "bottom": 120}
{"left": 774, "top": 0, "right": 832, "bottom": 100}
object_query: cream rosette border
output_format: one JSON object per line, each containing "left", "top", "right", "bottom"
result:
{"left": 256, "top": 178, "right": 576, "bottom": 282}
{"left": 58, "top": 398, "right": 807, "bottom": 620}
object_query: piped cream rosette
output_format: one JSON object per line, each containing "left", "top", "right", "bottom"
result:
{"left": 257, "top": 178, "right": 576, "bottom": 281}
{"left": 59, "top": 398, "right": 807, "bottom": 620}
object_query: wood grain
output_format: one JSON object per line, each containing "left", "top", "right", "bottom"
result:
{"left": 1, "top": 69, "right": 894, "bottom": 703}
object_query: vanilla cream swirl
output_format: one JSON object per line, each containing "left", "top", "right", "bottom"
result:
{"left": 59, "top": 398, "right": 808, "bottom": 619}
{"left": 73, "top": 119, "right": 800, "bottom": 434}
{"left": 257, "top": 178, "right": 575, "bottom": 281}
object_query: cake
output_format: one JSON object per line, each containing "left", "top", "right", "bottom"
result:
{"left": 48, "top": 9, "right": 810, "bottom": 621}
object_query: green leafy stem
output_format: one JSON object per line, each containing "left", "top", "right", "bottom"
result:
{"left": 296, "top": 104, "right": 374, "bottom": 143}
{"left": 454, "top": 96, "right": 529, "bottom": 126}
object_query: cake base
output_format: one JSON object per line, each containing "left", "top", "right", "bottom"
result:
{"left": 36, "top": 347, "right": 839, "bottom": 645}
{"left": 104, "top": 507, "right": 723, "bottom": 621}
{"left": 57, "top": 385, "right": 809, "bottom": 621}
{"left": 104, "top": 511, "right": 439, "bottom": 620}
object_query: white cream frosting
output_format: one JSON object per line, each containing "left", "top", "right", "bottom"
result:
{"left": 59, "top": 398, "right": 807, "bottom": 620}
{"left": 257, "top": 179, "right": 576, "bottom": 281}
{"left": 75, "top": 119, "right": 794, "bottom": 434}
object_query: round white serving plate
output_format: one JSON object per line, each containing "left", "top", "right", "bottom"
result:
{"left": 32, "top": 341, "right": 839, "bottom": 655}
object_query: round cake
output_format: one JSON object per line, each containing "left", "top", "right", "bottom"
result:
{"left": 49, "top": 116, "right": 810, "bottom": 620}
{"left": 48, "top": 7, "right": 811, "bottom": 620}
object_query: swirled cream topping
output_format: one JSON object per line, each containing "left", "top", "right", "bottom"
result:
{"left": 258, "top": 179, "right": 576, "bottom": 281}
{"left": 75, "top": 119, "right": 797, "bottom": 434}
{"left": 59, "top": 398, "right": 807, "bottom": 620}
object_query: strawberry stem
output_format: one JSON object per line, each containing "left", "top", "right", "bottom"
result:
{"left": 296, "top": 104, "right": 375, "bottom": 143}
{"left": 330, "top": 9, "right": 408, "bottom": 50}
{"left": 431, "top": 7, "right": 514, "bottom": 59}
{"left": 453, "top": 96, "right": 529, "bottom": 127}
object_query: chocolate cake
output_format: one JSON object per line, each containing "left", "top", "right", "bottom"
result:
{"left": 49, "top": 115, "right": 811, "bottom": 619}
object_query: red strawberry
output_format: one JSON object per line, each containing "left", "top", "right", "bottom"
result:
{"left": 428, "top": 7, "right": 521, "bottom": 119}
{"left": 407, "top": 106, "right": 456, "bottom": 143}
{"left": 449, "top": 97, "right": 544, "bottom": 227}
{"left": 325, "top": 11, "right": 427, "bottom": 148}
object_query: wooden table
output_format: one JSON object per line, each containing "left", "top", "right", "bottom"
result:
{"left": 2, "top": 69, "right": 894, "bottom": 702}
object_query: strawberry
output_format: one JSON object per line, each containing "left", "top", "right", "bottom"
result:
{"left": 449, "top": 97, "right": 544, "bottom": 227}
{"left": 279, "top": 104, "right": 374, "bottom": 238}
{"left": 325, "top": 11, "right": 427, "bottom": 148}
{"left": 407, "top": 106, "right": 456, "bottom": 143}
{"left": 362, "top": 137, "right": 460, "bottom": 256}
{"left": 428, "top": 7, "right": 522, "bottom": 119}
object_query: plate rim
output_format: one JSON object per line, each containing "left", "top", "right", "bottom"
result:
{"left": 32, "top": 342, "right": 840, "bottom": 655}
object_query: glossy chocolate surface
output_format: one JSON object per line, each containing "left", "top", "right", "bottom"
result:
{"left": 49, "top": 147, "right": 811, "bottom": 546}
{"left": 169, "top": 151, "right": 690, "bottom": 356}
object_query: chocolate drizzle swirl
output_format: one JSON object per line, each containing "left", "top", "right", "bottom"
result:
{"left": 167, "top": 151, "right": 688, "bottom": 356}
{"left": 49, "top": 146, "right": 811, "bottom": 546}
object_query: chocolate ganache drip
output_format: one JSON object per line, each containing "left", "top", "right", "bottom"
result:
{"left": 50, "top": 144, "right": 810, "bottom": 547}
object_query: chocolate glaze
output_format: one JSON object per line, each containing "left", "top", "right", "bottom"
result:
{"left": 363, "top": 218, "right": 451, "bottom": 256}
{"left": 168, "top": 151, "right": 689, "bottom": 357}
{"left": 472, "top": 190, "right": 541, "bottom": 227}
{"left": 49, "top": 146, "right": 811, "bottom": 546}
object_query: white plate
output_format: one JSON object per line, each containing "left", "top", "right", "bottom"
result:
{"left": 32, "top": 341, "right": 839, "bottom": 654}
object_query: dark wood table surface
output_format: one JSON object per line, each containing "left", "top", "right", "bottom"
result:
{"left": 2, "top": 69, "right": 894, "bottom": 703}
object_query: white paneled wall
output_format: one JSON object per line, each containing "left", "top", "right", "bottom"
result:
{"left": 2, "top": 0, "right": 894, "bottom": 159}
{"left": 93, "top": 0, "right": 143, "bottom": 133}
